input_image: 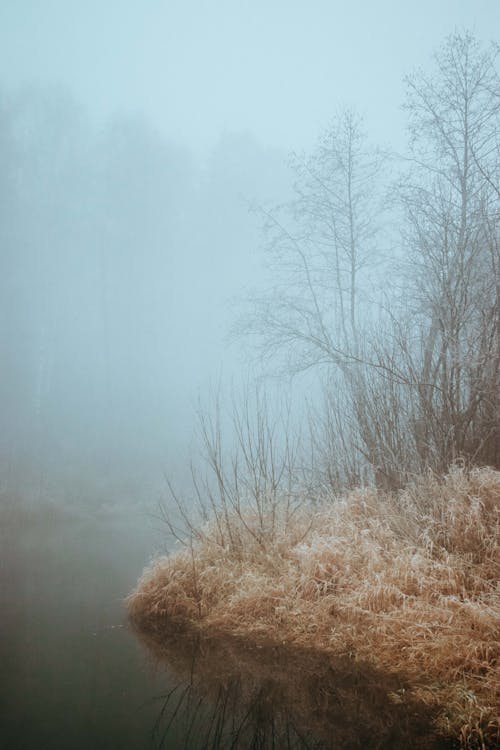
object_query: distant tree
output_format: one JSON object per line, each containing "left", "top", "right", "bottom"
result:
{"left": 241, "top": 108, "right": 385, "bottom": 376}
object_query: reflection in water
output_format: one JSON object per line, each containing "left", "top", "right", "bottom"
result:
{"left": 134, "top": 625, "right": 450, "bottom": 749}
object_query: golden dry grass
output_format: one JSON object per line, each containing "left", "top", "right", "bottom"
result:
{"left": 127, "top": 467, "right": 500, "bottom": 748}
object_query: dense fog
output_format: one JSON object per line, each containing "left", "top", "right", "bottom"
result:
{"left": 0, "top": 1, "right": 497, "bottom": 508}
{"left": 0, "top": 89, "right": 292, "bottom": 503}
{"left": 1, "top": 5, "right": 498, "bottom": 750}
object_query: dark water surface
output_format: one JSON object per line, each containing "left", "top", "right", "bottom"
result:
{"left": 1, "top": 505, "right": 167, "bottom": 749}
{"left": 1, "top": 507, "right": 450, "bottom": 749}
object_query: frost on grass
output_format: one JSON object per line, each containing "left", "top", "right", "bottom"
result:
{"left": 127, "top": 467, "right": 500, "bottom": 748}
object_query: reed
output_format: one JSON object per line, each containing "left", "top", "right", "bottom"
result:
{"left": 128, "top": 466, "right": 499, "bottom": 748}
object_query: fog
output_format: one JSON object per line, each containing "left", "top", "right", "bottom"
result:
{"left": 2, "top": 1, "right": 498, "bottom": 154}
{"left": 1, "top": 3, "right": 498, "bottom": 749}
{"left": 0, "top": 90, "right": 292, "bottom": 503}
{"left": 1, "top": 0, "right": 497, "bottom": 507}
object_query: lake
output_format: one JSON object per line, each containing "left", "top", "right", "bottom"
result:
{"left": 1, "top": 503, "right": 451, "bottom": 749}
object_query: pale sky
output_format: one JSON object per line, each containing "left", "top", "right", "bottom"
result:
{"left": 1, "top": 0, "right": 498, "bottom": 155}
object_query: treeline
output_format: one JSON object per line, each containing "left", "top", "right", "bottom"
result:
{"left": 0, "top": 87, "right": 288, "bottom": 492}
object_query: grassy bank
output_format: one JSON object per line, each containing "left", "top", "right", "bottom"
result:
{"left": 128, "top": 467, "right": 499, "bottom": 748}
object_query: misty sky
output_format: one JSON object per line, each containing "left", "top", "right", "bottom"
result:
{"left": 0, "top": 2, "right": 498, "bottom": 499}
{"left": 1, "top": 1, "right": 498, "bottom": 154}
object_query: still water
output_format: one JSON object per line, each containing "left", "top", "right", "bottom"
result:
{"left": 1, "top": 502, "right": 166, "bottom": 749}
{"left": 1, "top": 504, "right": 450, "bottom": 749}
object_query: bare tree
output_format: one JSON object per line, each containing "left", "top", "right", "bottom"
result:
{"left": 331, "top": 32, "right": 500, "bottom": 486}
{"left": 393, "top": 31, "right": 500, "bottom": 474}
{"left": 240, "top": 109, "right": 385, "bottom": 376}
{"left": 240, "top": 32, "right": 499, "bottom": 490}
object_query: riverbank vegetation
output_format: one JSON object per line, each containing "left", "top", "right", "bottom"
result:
{"left": 129, "top": 31, "right": 499, "bottom": 748}
{"left": 128, "top": 465, "right": 499, "bottom": 748}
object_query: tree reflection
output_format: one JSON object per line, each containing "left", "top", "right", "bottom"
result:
{"left": 133, "top": 624, "right": 450, "bottom": 749}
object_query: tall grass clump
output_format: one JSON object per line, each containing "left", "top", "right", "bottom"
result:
{"left": 128, "top": 398, "right": 499, "bottom": 748}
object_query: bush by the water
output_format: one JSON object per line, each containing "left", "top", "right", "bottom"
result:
{"left": 128, "top": 467, "right": 499, "bottom": 748}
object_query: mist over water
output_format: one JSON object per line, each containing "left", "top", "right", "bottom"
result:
{"left": 0, "top": 508, "right": 160, "bottom": 749}
{"left": 0, "top": 67, "right": 296, "bottom": 750}
{"left": 1, "top": 2, "right": 498, "bottom": 748}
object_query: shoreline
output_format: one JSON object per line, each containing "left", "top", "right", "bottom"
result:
{"left": 128, "top": 467, "right": 499, "bottom": 748}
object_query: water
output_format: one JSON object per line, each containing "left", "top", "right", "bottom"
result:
{"left": 1, "top": 505, "right": 450, "bottom": 749}
{"left": 1, "top": 503, "right": 164, "bottom": 749}
{"left": 132, "top": 628, "right": 449, "bottom": 750}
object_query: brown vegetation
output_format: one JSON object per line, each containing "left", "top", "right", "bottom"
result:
{"left": 128, "top": 467, "right": 499, "bottom": 748}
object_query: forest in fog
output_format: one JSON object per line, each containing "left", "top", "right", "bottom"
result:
{"left": 1, "top": 30, "right": 498, "bottom": 507}
{"left": 0, "top": 90, "right": 292, "bottom": 502}
{"left": 1, "top": 4, "right": 499, "bottom": 747}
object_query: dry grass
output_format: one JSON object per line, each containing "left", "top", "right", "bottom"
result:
{"left": 128, "top": 466, "right": 500, "bottom": 748}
